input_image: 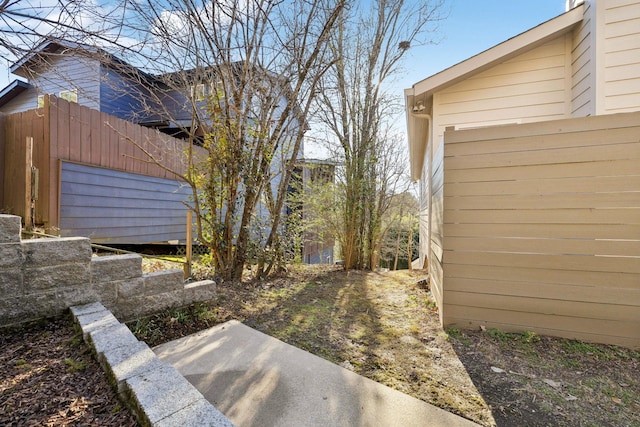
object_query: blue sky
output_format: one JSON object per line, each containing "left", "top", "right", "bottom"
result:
{"left": 1, "top": 1, "right": 567, "bottom": 100}
{"left": 395, "top": 0, "right": 566, "bottom": 92}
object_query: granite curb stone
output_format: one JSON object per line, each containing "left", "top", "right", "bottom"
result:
{"left": 70, "top": 302, "right": 234, "bottom": 427}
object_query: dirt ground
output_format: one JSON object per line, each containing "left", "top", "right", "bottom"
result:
{"left": 2, "top": 265, "right": 638, "bottom": 426}
{"left": 0, "top": 317, "right": 138, "bottom": 426}
{"left": 130, "top": 265, "right": 639, "bottom": 427}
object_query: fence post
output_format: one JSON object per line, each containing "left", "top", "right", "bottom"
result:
{"left": 184, "top": 210, "right": 193, "bottom": 279}
{"left": 24, "top": 137, "right": 33, "bottom": 229}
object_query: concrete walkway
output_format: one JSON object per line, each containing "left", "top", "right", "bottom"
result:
{"left": 154, "top": 320, "right": 479, "bottom": 427}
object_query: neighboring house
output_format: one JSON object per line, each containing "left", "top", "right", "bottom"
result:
{"left": 0, "top": 40, "right": 306, "bottom": 249}
{"left": 405, "top": 0, "right": 640, "bottom": 267}
{"left": 0, "top": 40, "right": 159, "bottom": 124}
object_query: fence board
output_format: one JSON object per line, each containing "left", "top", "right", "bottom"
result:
{"left": 443, "top": 236, "right": 640, "bottom": 257}
{"left": 2, "top": 95, "right": 194, "bottom": 239}
{"left": 440, "top": 111, "right": 640, "bottom": 348}
{"left": 445, "top": 277, "right": 640, "bottom": 305}
{"left": 444, "top": 159, "right": 640, "bottom": 183}
{"left": 444, "top": 192, "right": 640, "bottom": 210}
{"left": 443, "top": 223, "right": 640, "bottom": 240}
{"left": 445, "top": 263, "right": 640, "bottom": 289}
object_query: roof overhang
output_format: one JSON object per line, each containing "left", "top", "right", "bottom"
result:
{"left": 405, "top": 4, "right": 585, "bottom": 180}
{"left": 0, "top": 80, "right": 31, "bottom": 108}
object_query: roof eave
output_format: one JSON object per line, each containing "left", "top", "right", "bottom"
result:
{"left": 411, "top": 4, "right": 584, "bottom": 98}
{"left": 0, "top": 80, "right": 31, "bottom": 108}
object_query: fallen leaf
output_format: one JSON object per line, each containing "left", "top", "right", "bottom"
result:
{"left": 480, "top": 325, "right": 486, "bottom": 332}
{"left": 619, "top": 383, "right": 629, "bottom": 387}
{"left": 565, "top": 394, "right": 578, "bottom": 401}
{"left": 543, "top": 379, "right": 562, "bottom": 389}
{"left": 490, "top": 366, "right": 505, "bottom": 373}
{"left": 612, "top": 397, "right": 623, "bottom": 405}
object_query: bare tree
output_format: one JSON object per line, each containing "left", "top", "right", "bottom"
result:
{"left": 116, "top": 0, "right": 346, "bottom": 280}
{"left": 2, "top": 0, "right": 346, "bottom": 282}
{"left": 317, "top": 0, "right": 444, "bottom": 270}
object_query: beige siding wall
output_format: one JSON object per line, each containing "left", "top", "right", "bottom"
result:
{"left": 571, "top": 0, "right": 595, "bottom": 115}
{"left": 440, "top": 112, "right": 640, "bottom": 349}
{"left": 418, "top": 147, "right": 431, "bottom": 267}
{"left": 603, "top": 0, "right": 640, "bottom": 113}
{"left": 432, "top": 36, "right": 571, "bottom": 151}
{"left": 429, "top": 141, "right": 444, "bottom": 324}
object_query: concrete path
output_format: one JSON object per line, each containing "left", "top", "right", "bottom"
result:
{"left": 154, "top": 320, "right": 479, "bottom": 427}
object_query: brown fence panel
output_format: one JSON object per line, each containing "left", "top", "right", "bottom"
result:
{"left": 0, "top": 113, "right": 5, "bottom": 209}
{"left": 441, "top": 112, "right": 640, "bottom": 348}
{"left": 2, "top": 95, "right": 193, "bottom": 231}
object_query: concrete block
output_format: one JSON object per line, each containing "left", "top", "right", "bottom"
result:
{"left": 58, "top": 286, "right": 99, "bottom": 309}
{"left": 183, "top": 280, "right": 217, "bottom": 305}
{"left": 0, "top": 243, "right": 24, "bottom": 268}
{"left": 70, "top": 301, "right": 108, "bottom": 316}
{"left": 0, "top": 215, "right": 21, "bottom": 243}
{"left": 0, "top": 269, "right": 23, "bottom": 294}
{"left": 117, "top": 277, "right": 145, "bottom": 299}
{"left": 89, "top": 323, "right": 139, "bottom": 357}
{"left": 101, "top": 341, "right": 164, "bottom": 393}
{"left": 24, "top": 263, "right": 90, "bottom": 291}
{"left": 92, "top": 281, "right": 117, "bottom": 308}
{"left": 124, "top": 364, "right": 207, "bottom": 425}
{"left": 115, "top": 290, "right": 183, "bottom": 320}
{"left": 0, "top": 291, "right": 61, "bottom": 323}
{"left": 154, "top": 398, "right": 234, "bottom": 427}
{"left": 144, "top": 269, "right": 183, "bottom": 294}
{"left": 72, "top": 305, "right": 120, "bottom": 341}
{"left": 22, "top": 237, "right": 91, "bottom": 267}
{"left": 91, "top": 254, "right": 142, "bottom": 283}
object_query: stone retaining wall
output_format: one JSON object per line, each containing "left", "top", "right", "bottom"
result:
{"left": 0, "top": 214, "right": 217, "bottom": 326}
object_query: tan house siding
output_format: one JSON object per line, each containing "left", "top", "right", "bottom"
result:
{"left": 571, "top": 1, "right": 595, "bottom": 115}
{"left": 440, "top": 113, "right": 640, "bottom": 348}
{"left": 603, "top": 0, "right": 640, "bottom": 112}
{"left": 433, "top": 37, "right": 570, "bottom": 147}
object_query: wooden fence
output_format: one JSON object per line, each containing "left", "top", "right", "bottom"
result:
{"left": 434, "top": 112, "right": 640, "bottom": 348}
{"left": 2, "top": 95, "right": 189, "bottom": 232}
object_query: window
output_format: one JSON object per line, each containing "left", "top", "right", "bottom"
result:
{"left": 59, "top": 89, "right": 78, "bottom": 103}
{"left": 37, "top": 95, "right": 45, "bottom": 108}
{"left": 191, "top": 84, "right": 205, "bottom": 101}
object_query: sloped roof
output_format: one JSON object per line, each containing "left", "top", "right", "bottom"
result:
{"left": 0, "top": 80, "right": 31, "bottom": 108}
{"left": 405, "top": 4, "right": 585, "bottom": 180}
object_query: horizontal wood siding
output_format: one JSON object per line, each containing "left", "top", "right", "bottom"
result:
{"left": 59, "top": 162, "right": 191, "bottom": 243}
{"left": 429, "top": 142, "right": 444, "bottom": 322}
{"left": 433, "top": 37, "right": 570, "bottom": 149}
{"left": 571, "top": 1, "right": 594, "bottom": 116}
{"left": 418, "top": 146, "right": 431, "bottom": 266}
{"left": 441, "top": 111, "right": 640, "bottom": 348}
{"left": 100, "top": 67, "right": 162, "bottom": 124}
{"left": 2, "top": 95, "right": 195, "bottom": 243}
{"left": 603, "top": 0, "right": 640, "bottom": 113}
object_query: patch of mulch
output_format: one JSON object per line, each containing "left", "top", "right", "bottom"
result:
{"left": 0, "top": 316, "right": 138, "bottom": 427}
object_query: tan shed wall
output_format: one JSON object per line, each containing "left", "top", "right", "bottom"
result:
{"left": 432, "top": 36, "right": 571, "bottom": 153}
{"left": 2, "top": 95, "right": 190, "bottom": 231}
{"left": 603, "top": 0, "right": 640, "bottom": 113}
{"left": 440, "top": 112, "right": 640, "bottom": 349}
